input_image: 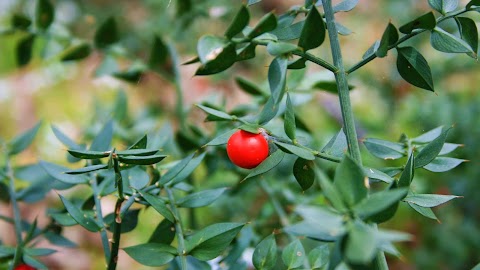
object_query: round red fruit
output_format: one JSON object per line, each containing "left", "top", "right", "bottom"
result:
{"left": 15, "top": 264, "right": 36, "bottom": 270}
{"left": 226, "top": 130, "right": 269, "bottom": 169}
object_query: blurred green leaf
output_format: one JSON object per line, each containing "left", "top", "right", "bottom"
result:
{"left": 423, "top": 157, "right": 465, "bottom": 172}
{"left": 364, "top": 167, "right": 393, "bottom": 183}
{"left": 399, "top": 12, "right": 436, "bottom": 34}
{"left": 415, "top": 127, "right": 450, "bottom": 168}
{"left": 282, "top": 239, "right": 305, "bottom": 269}
{"left": 467, "top": 0, "right": 480, "bottom": 9}
{"left": 333, "top": 0, "right": 359, "bottom": 12}
{"left": 128, "top": 135, "right": 147, "bottom": 150}
{"left": 196, "top": 104, "right": 234, "bottom": 121}
{"left": 335, "top": 21, "right": 352, "bottom": 35}
{"left": 60, "top": 43, "right": 91, "bottom": 62}
{"left": 253, "top": 234, "right": 277, "bottom": 270}
{"left": 225, "top": 6, "right": 249, "bottom": 39}
{"left": 149, "top": 35, "right": 172, "bottom": 75}
{"left": 35, "top": 0, "right": 54, "bottom": 30}
{"left": 298, "top": 6, "right": 325, "bottom": 51}
{"left": 284, "top": 93, "right": 296, "bottom": 140}
{"left": 312, "top": 81, "right": 355, "bottom": 93}
{"left": 404, "top": 193, "right": 460, "bottom": 207}
{"left": 44, "top": 231, "right": 76, "bottom": 248}
{"left": 149, "top": 219, "right": 175, "bottom": 245}
{"left": 39, "top": 161, "right": 88, "bottom": 184}
{"left": 455, "top": 17, "right": 478, "bottom": 59}
{"left": 124, "top": 243, "right": 177, "bottom": 266}
{"left": 51, "top": 125, "right": 81, "bottom": 150}
{"left": 0, "top": 182, "right": 10, "bottom": 203}
{"left": 247, "top": 12, "right": 277, "bottom": 39}
{"left": 363, "top": 138, "right": 405, "bottom": 160}
{"left": 158, "top": 153, "right": 195, "bottom": 186}
{"left": 11, "top": 14, "right": 32, "bottom": 29}
{"left": 186, "top": 223, "right": 245, "bottom": 261}
{"left": 24, "top": 248, "right": 55, "bottom": 257}
{"left": 376, "top": 23, "right": 398, "bottom": 58}
{"left": 177, "top": 188, "right": 227, "bottom": 208}
{"left": 353, "top": 188, "right": 408, "bottom": 220}
{"left": 244, "top": 150, "right": 285, "bottom": 180}
{"left": 94, "top": 17, "right": 119, "bottom": 49}
{"left": 112, "top": 65, "right": 146, "bottom": 83}
{"left": 439, "top": 143, "right": 462, "bottom": 155}
{"left": 8, "top": 121, "right": 41, "bottom": 156}
{"left": 345, "top": 221, "right": 376, "bottom": 264}
{"left": 412, "top": 126, "right": 443, "bottom": 143}
{"left": 16, "top": 33, "right": 35, "bottom": 67}
{"left": 274, "top": 141, "right": 315, "bottom": 160}
{"left": 309, "top": 245, "right": 329, "bottom": 269}
{"left": 235, "top": 77, "right": 268, "bottom": 97}
{"left": 316, "top": 168, "right": 347, "bottom": 212}
{"left": 396, "top": 46, "right": 434, "bottom": 91}
{"left": 89, "top": 120, "right": 113, "bottom": 151}
{"left": 286, "top": 206, "right": 346, "bottom": 241}
{"left": 65, "top": 164, "right": 108, "bottom": 175}
{"left": 167, "top": 152, "right": 205, "bottom": 186}
{"left": 59, "top": 194, "right": 101, "bottom": 232}
{"left": 430, "top": 27, "right": 473, "bottom": 53}
{"left": 334, "top": 155, "right": 367, "bottom": 207}
{"left": 293, "top": 158, "right": 315, "bottom": 191}
{"left": 266, "top": 42, "right": 298, "bottom": 56}
{"left": 117, "top": 149, "right": 159, "bottom": 156}
{"left": 204, "top": 129, "right": 236, "bottom": 146}
{"left": 118, "top": 154, "right": 167, "bottom": 165}
{"left": 23, "top": 254, "right": 47, "bottom": 269}
{"left": 139, "top": 191, "right": 174, "bottom": 223}
{"left": 248, "top": 0, "right": 262, "bottom": 5}
{"left": 408, "top": 203, "right": 438, "bottom": 221}
{"left": 428, "top": 0, "right": 458, "bottom": 14}
{"left": 398, "top": 153, "right": 415, "bottom": 187}
{"left": 268, "top": 57, "right": 288, "bottom": 104}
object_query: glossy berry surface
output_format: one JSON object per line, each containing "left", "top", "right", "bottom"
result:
{"left": 14, "top": 264, "right": 36, "bottom": 270}
{"left": 226, "top": 130, "right": 269, "bottom": 169}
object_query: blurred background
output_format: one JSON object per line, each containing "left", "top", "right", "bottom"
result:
{"left": 0, "top": 0, "right": 479, "bottom": 269}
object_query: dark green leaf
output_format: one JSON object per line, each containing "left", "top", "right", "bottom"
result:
{"left": 107, "top": 209, "right": 139, "bottom": 232}
{"left": 124, "top": 243, "right": 176, "bottom": 266}
{"left": 268, "top": 57, "right": 288, "bottom": 104}
{"left": 298, "top": 6, "right": 325, "bottom": 51}
{"left": 428, "top": 0, "right": 458, "bottom": 14}
{"left": 186, "top": 223, "right": 245, "bottom": 261}
{"left": 266, "top": 42, "right": 298, "bottom": 56}
{"left": 282, "top": 239, "right": 305, "bottom": 269}
{"left": 396, "top": 46, "right": 434, "bottom": 91}
{"left": 253, "top": 234, "right": 277, "bottom": 270}
{"left": 35, "top": 0, "right": 54, "bottom": 30}
{"left": 89, "top": 120, "right": 113, "bottom": 151}
{"left": 284, "top": 93, "right": 296, "bottom": 140}
{"left": 244, "top": 150, "right": 285, "bottom": 180}
{"left": 118, "top": 155, "right": 166, "bottom": 165}
{"left": 312, "top": 81, "right": 355, "bottom": 93}
{"left": 353, "top": 188, "right": 408, "bottom": 220}
{"left": 139, "top": 191, "right": 175, "bottom": 223}
{"left": 12, "top": 14, "right": 32, "bottom": 29}
{"left": 345, "top": 221, "right": 376, "bottom": 264}
{"left": 334, "top": 155, "right": 368, "bottom": 207}
{"left": 158, "top": 153, "right": 195, "bottom": 186}
{"left": 364, "top": 167, "right": 393, "bottom": 183}
{"left": 270, "top": 21, "right": 304, "bottom": 40}
{"left": 309, "top": 245, "right": 329, "bottom": 269}
{"left": 247, "top": 13, "right": 277, "bottom": 39}
{"left": 455, "top": 17, "right": 478, "bottom": 59}
{"left": 274, "top": 141, "right": 315, "bottom": 160}
{"left": 39, "top": 161, "right": 88, "bottom": 184}
{"left": 8, "top": 121, "right": 42, "bottom": 156}
{"left": 467, "top": 0, "right": 480, "bottom": 9}
{"left": 412, "top": 126, "right": 443, "bottom": 143}
{"left": 225, "top": 6, "right": 249, "bottom": 39}
{"left": 177, "top": 188, "right": 227, "bottom": 208}
{"left": 16, "top": 33, "right": 35, "bottom": 67}
{"left": 293, "top": 158, "right": 315, "bottom": 191}
{"left": 399, "top": 12, "right": 436, "bottom": 34}
{"left": 149, "top": 35, "right": 172, "bottom": 74}
{"left": 398, "top": 153, "right": 415, "bottom": 187}
{"left": 58, "top": 194, "right": 101, "bottom": 232}
{"left": 167, "top": 152, "right": 206, "bottom": 186}
{"left": 408, "top": 203, "right": 438, "bottom": 220}
{"left": 195, "top": 36, "right": 236, "bottom": 75}
{"left": 430, "top": 27, "right": 473, "bottom": 53}
{"left": 117, "top": 149, "right": 159, "bottom": 156}
{"left": 415, "top": 127, "right": 450, "bottom": 168}
{"left": 149, "top": 219, "right": 175, "bottom": 245}
{"left": 94, "top": 17, "right": 119, "bottom": 49}
{"left": 60, "top": 43, "right": 91, "bottom": 62}
{"left": 65, "top": 164, "right": 108, "bottom": 175}
{"left": 236, "top": 43, "right": 257, "bottom": 61}
{"left": 235, "top": 77, "right": 268, "bottom": 97}
{"left": 423, "top": 157, "right": 465, "bottom": 172}
{"left": 376, "top": 23, "right": 399, "bottom": 58}
{"left": 403, "top": 193, "right": 460, "bottom": 207}
{"left": 333, "top": 0, "right": 359, "bottom": 12}
{"left": 128, "top": 135, "right": 148, "bottom": 150}
{"left": 0, "top": 182, "right": 10, "bottom": 203}
{"left": 112, "top": 65, "right": 146, "bottom": 83}
{"left": 67, "top": 149, "right": 107, "bottom": 159}
{"left": 196, "top": 104, "right": 234, "bottom": 121}
{"left": 363, "top": 138, "right": 405, "bottom": 160}
{"left": 257, "top": 96, "right": 279, "bottom": 125}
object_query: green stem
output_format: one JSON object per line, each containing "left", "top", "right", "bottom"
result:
{"left": 166, "top": 187, "right": 187, "bottom": 270}
{"left": 321, "top": 0, "right": 362, "bottom": 164}
{"left": 347, "top": 8, "right": 470, "bottom": 74}
{"left": 168, "top": 44, "right": 187, "bottom": 131}
{"left": 6, "top": 157, "right": 23, "bottom": 269}
{"left": 91, "top": 174, "right": 111, "bottom": 263}
{"left": 107, "top": 158, "right": 125, "bottom": 270}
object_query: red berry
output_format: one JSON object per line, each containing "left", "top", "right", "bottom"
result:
{"left": 226, "top": 130, "right": 269, "bottom": 169}
{"left": 14, "top": 264, "right": 36, "bottom": 270}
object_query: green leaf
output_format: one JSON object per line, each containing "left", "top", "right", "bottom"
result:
{"left": 398, "top": 153, "right": 415, "bottom": 188}
{"left": 282, "top": 239, "right": 305, "bottom": 269}
{"left": 149, "top": 219, "right": 175, "bottom": 245}
{"left": 312, "top": 81, "right": 355, "bottom": 93}
{"left": 335, "top": 22, "right": 352, "bottom": 35}
{"left": 124, "top": 243, "right": 177, "bottom": 266}
{"left": 117, "top": 149, "right": 159, "bottom": 156}
{"left": 284, "top": 93, "right": 296, "bottom": 140}
{"left": 24, "top": 248, "right": 56, "bottom": 257}
{"left": 412, "top": 126, "right": 443, "bottom": 143}
{"left": 309, "top": 245, "right": 329, "bottom": 269}
{"left": 364, "top": 167, "right": 393, "bottom": 183}
{"left": 266, "top": 42, "right": 298, "bottom": 56}
{"left": 362, "top": 40, "right": 380, "bottom": 59}
{"left": 11, "top": 14, "right": 32, "bottom": 29}
{"left": 23, "top": 254, "right": 47, "bottom": 269}
{"left": 148, "top": 35, "right": 170, "bottom": 74}
{"left": 274, "top": 141, "right": 315, "bottom": 160}
{"left": 399, "top": 12, "right": 436, "bottom": 34}
{"left": 58, "top": 194, "right": 101, "bottom": 232}
{"left": 467, "top": 0, "right": 480, "bottom": 9}
{"left": 0, "top": 182, "right": 10, "bottom": 203}
{"left": 60, "top": 43, "right": 91, "bottom": 62}
{"left": 430, "top": 27, "right": 474, "bottom": 53}
{"left": 167, "top": 152, "right": 206, "bottom": 186}
{"left": 268, "top": 57, "right": 288, "bottom": 104}
{"left": 112, "top": 65, "right": 146, "bottom": 83}
{"left": 333, "top": 0, "right": 359, "bottom": 12}
{"left": 345, "top": 221, "right": 376, "bottom": 264}
{"left": 455, "top": 17, "right": 478, "bottom": 59}
{"left": 65, "top": 164, "right": 108, "bottom": 175}
{"left": 204, "top": 129, "right": 237, "bottom": 146}
{"left": 396, "top": 46, "right": 434, "bottom": 91}
{"left": 8, "top": 121, "right": 42, "bottom": 156}
{"left": 423, "top": 157, "right": 465, "bottom": 172}
{"left": 236, "top": 43, "right": 257, "bottom": 61}
{"left": 89, "top": 120, "right": 113, "bottom": 151}
{"left": 428, "top": 0, "right": 458, "bottom": 14}
{"left": 293, "top": 158, "right": 315, "bottom": 191}
{"left": 51, "top": 125, "right": 80, "bottom": 150}
{"left": 118, "top": 154, "right": 166, "bottom": 165}
{"left": 271, "top": 21, "right": 304, "bottom": 40}
{"left": 415, "top": 127, "right": 450, "bottom": 168}
{"left": 94, "top": 17, "right": 119, "bottom": 49}
{"left": 186, "top": 223, "right": 245, "bottom": 261}
{"left": 321, "top": 129, "right": 347, "bottom": 158}
{"left": 177, "top": 188, "right": 227, "bottom": 208}
{"left": 195, "top": 35, "right": 236, "bottom": 75}
{"left": 257, "top": 96, "right": 280, "bottom": 125}
{"left": 408, "top": 203, "right": 438, "bottom": 220}
{"left": 253, "top": 234, "right": 277, "bottom": 270}
{"left": 248, "top": 12, "right": 277, "bottom": 39}
{"left": 128, "top": 135, "right": 148, "bottom": 150}
{"left": 16, "top": 33, "right": 35, "bottom": 67}
{"left": 225, "top": 6, "right": 249, "bottom": 39}
{"left": 248, "top": 0, "right": 262, "bottom": 5}
{"left": 334, "top": 155, "right": 368, "bottom": 207}
{"left": 158, "top": 153, "right": 195, "bottom": 186}
{"left": 39, "top": 161, "right": 89, "bottom": 184}
{"left": 439, "top": 143, "right": 462, "bottom": 155}
{"left": 298, "top": 6, "right": 325, "bottom": 51}
{"left": 363, "top": 138, "right": 405, "bottom": 160}
{"left": 67, "top": 149, "right": 107, "bottom": 159}
{"left": 376, "top": 23, "right": 399, "bottom": 58}
{"left": 403, "top": 194, "right": 460, "bottom": 207}
{"left": 125, "top": 167, "right": 149, "bottom": 190}
{"left": 316, "top": 168, "right": 347, "bottom": 212}
{"left": 35, "top": 0, "right": 54, "bottom": 30}
{"left": 244, "top": 150, "right": 285, "bottom": 180}
{"left": 353, "top": 188, "right": 408, "bottom": 220}
{"left": 235, "top": 77, "right": 268, "bottom": 97}
{"left": 139, "top": 191, "right": 175, "bottom": 223}
{"left": 196, "top": 104, "right": 234, "bottom": 121}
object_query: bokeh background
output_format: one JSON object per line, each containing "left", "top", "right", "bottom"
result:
{"left": 0, "top": 0, "right": 479, "bottom": 269}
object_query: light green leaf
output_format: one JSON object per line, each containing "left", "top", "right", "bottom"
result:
{"left": 408, "top": 203, "right": 438, "bottom": 221}
{"left": 177, "top": 188, "right": 227, "bottom": 208}
{"left": 403, "top": 194, "right": 461, "bottom": 207}
{"left": 39, "top": 161, "right": 88, "bottom": 184}
{"left": 244, "top": 150, "right": 285, "bottom": 180}
{"left": 363, "top": 138, "right": 405, "bottom": 160}
{"left": 423, "top": 157, "right": 465, "bottom": 172}
{"left": 139, "top": 191, "right": 174, "bottom": 223}
{"left": 253, "top": 234, "right": 277, "bottom": 270}
{"left": 412, "top": 126, "right": 443, "bottom": 143}
{"left": 430, "top": 27, "right": 473, "bottom": 54}
{"left": 124, "top": 243, "right": 176, "bottom": 266}
{"left": 266, "top": 42, "right": 298, "bottom": 56}
{"left": 345, "top": 221, "right": 377, "bottom": 264}
{"left": 268, "top": 57, "right": 288, "bottom": 104}
{"left": 428, "top": 0, "right": 458, "bottom": 14}
{"left": 89, "top": 120, "right": 113, "bottom": 151}
{"left": 281, "top": 239, "right": 305, "bottom": 269}
{"left": 308, "top": 245, "right": 329, "bottom": 269}
{"left": 8, "top": 121, "right": 42, "bottom": 156}
{"left": 455, "top": 17, "right": 478, "bottom": 59}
